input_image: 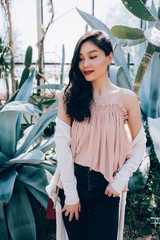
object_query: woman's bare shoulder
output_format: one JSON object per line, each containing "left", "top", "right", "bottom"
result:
{"left": 58, "top": 87, "right": 66, "bottom": 100}
{"left": 58, "top": 87, "right": 71, "bottom": 125}
{"left": 119, "top": 88, "right": 139, "bottom": 110}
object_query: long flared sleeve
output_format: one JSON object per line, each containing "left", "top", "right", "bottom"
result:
{"left": 110, "top": 125, "right": 146, "bottom": 194}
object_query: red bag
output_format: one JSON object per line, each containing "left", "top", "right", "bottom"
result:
{"left": 46, "top": 198, "right": 56, "bottom": 219}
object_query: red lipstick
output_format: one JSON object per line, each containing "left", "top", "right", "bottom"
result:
{"left": 84, "top": 70, "right": 94, "bottom": 75}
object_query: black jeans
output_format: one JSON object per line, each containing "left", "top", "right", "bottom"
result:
{"left": 59, "top": 163, "right": 119, "bottom": 240}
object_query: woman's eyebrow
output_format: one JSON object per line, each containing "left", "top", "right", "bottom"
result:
{"left": 79, "top": 50, "right": 98, "bottom": 55}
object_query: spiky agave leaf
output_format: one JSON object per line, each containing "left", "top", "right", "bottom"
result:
{"left": 0, "top": 101, "right": 41, "bottom": 158}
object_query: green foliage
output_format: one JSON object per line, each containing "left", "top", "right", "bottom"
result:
{"left": 0, "top": 38, "right": 10, "bottom": 77}
{"left": 121, "top": 0, "right": 157, "bottom": 21}
{"left": 20, "top": 68, "right": 30, "bottom": 87}
{"left": 158, "top": 7, "right": 160, "bottom": 20}
{"left": 0, "top": 67, "right": 58, "bottom": 239}
{"left": 111, "top": 26, "right": 144, "bottom": 40}
{"left": 0, "top": 38, "right": 11, "bottom": 100}
{"left": 125, "top": 122, "right": 160, "bottom": 239}
{"left": 110, "top": 1, "right": 160, "bottom": 95}
{"left": 24, "top": 46, "right": 33, "bottom": 68}
{"left": 19, "top": 46, "right": 33, "bottom": 88}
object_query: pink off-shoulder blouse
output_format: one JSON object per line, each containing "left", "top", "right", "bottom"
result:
{"left": 71, "top": 102, "right": 133, "bottom": 183}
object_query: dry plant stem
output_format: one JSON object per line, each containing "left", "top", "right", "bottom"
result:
{"left": 1, "top": 0, "right": 16, "bottom": 94}
{"left": 133, "top": 43, "right": 156, "bottom": 95}
{"left": 37, "top": 0, "right": 54, "bottom": 92}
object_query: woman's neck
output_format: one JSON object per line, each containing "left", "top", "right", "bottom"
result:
{"left": 92, "top": 77, "right": 119, "bottom": 103}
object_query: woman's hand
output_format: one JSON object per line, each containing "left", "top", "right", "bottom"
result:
{"left": 105, "top": 184, "right": 120, "bottom": 197}
{"left": 62, "top": 201, "right": 81, "bottom": 222}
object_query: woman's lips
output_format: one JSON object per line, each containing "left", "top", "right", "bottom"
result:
{"left": 84, "top": 70, "right": 94, "bottom": 75}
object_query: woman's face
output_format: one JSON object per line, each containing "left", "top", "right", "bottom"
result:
{"left": 78, "top": 40, "right": 112, "bottom": 83}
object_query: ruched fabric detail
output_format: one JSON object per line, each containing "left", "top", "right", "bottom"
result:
{"left": 71, "top": 102, "right": 133, "bottom": 183}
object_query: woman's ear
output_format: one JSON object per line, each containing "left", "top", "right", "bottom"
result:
{"left": 107, "top": 52, "right": 113, "bottom": 64}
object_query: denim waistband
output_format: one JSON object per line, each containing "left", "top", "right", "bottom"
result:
{"left": 74, "top": 163, "right": 108, "bottom": 192}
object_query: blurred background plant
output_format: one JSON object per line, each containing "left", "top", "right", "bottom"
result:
{"left": 0, "top": 0, "right": 16, "bottom": 94}
{"left": 0, "top": 37, "right": 10, "bottom": 101}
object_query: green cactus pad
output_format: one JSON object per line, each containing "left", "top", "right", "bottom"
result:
{"left": 24, "top": 46, "right": 33, "bottom": 68}
{"left": 111, "top": 25, "right": 144, "bottom": 40}
{"left": 122, "top": 0, "right": 157, "bottom": 21}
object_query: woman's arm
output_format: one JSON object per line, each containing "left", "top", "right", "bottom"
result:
{"left": 55, "top": 89, "right": 81, "bottom": 221}
{"left": 105, "top": 89, "right": 146, "bottom": 197}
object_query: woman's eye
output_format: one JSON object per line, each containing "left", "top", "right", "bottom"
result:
{"left": 79, "top": 58, "right": 84, "bottom": 61}
{"left": 90, "top": 56, "right": 97, "bottom": 59}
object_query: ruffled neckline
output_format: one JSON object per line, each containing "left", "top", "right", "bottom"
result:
{"left": 92, "top": 101, "right": 127, "bottom": 114}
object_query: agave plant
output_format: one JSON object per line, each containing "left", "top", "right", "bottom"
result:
{"left": 0, "top": 70, "right": 58, "bottom": 240}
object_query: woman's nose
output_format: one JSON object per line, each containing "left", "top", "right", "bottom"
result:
{"left": 84, "top": 59, "right": 90, "bottom": 68}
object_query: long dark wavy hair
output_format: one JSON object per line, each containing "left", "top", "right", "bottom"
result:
{"left": 64, "top": 30, "right": 113, "bottom": 122}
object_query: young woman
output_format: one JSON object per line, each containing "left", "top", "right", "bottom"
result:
{"left": 46, "top": 30, "right": 146, "bottom": 240}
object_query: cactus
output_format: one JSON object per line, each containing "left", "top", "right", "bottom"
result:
{"left": 24, "top": 46, "right": 32, "bottom": 68}
{"left": 19, "top": 46, "right": 33, "bottom": 88}
{"left": 110, "top": 0, "right": 160, "bottom": 95}
{"left": 111, "top": 25, "right": 145, "bottom": 40}
{"left": 133, "top": 43, "right": 156, "bottom": 93}
{"left": 121, "top": 0, "right": 156, "bottom": 21}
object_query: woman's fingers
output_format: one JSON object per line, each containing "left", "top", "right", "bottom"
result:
{"left": 62, "top": 202, "right": 81, "bottom": 221}
{"left": 65, "top": 209, "right": 70, "bottom": 217}
{"left": 78, "top": 202, "right": 81, "bottom": 212}
{"left": 62, "top": 205, "right": 66, "bottom": 212}
{"left": 105, "top": 184, "right": 120, "bottom": 197}
{"left": 75, "top": 208, "right": 79, "bottom": 221}
{"left": 69, "top": 212, "right": 74, "bottom": 222}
